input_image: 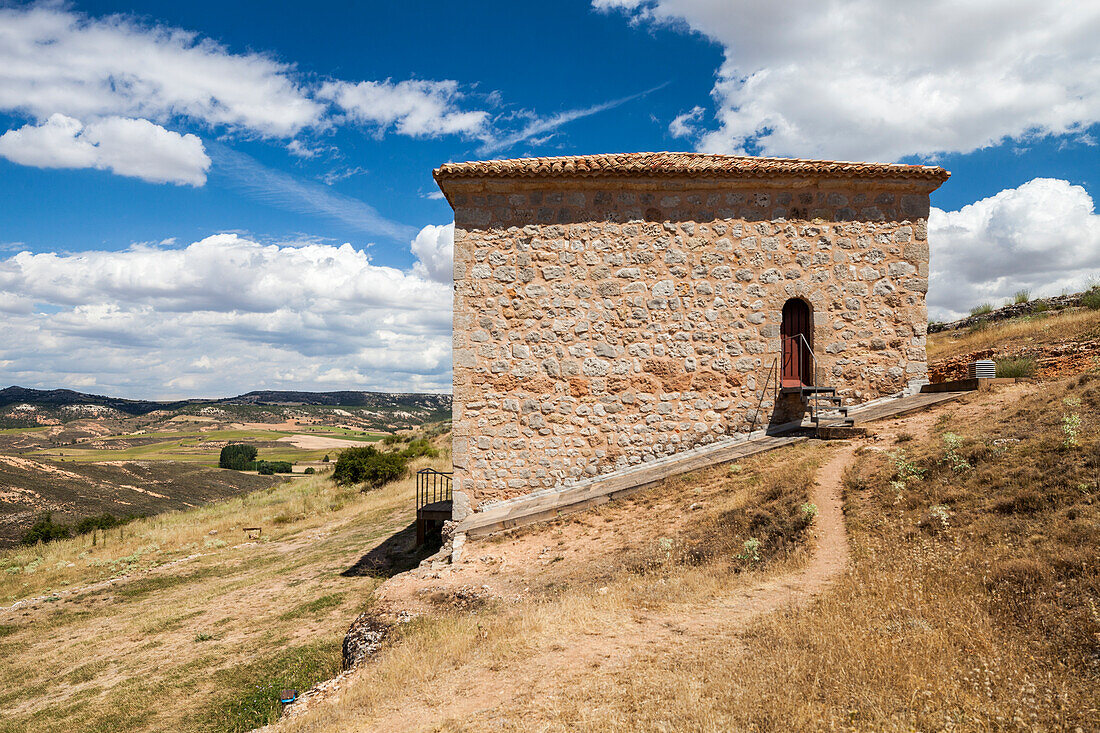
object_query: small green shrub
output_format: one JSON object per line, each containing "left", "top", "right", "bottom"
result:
{"left": 303, "top": 467, "right": 315, "bottom": 474}
{"left": 257, "top": 463, "right": 275, "bottom": 476}
{"left": 220, "top": 444, "right": 258, "bottom": 470}
{"left": 941, "top": 432, "right": 971, "bottom": 472}
{"left": 996, "top": 357, "right": 1036, "bottom": 378}
{"left": 969, "top": 303, "right": 994, "bottom": 316}
{"left": 1062, "top": 398, "right": 1082, "bottom": 448}
{"left": 1032, "top": 300, "right": 1050, "bottom": 313}
{"left": 332, "top": 446, "right": 408, "bottom": 489}
{"left": 1014, "top": 289, "right": 1030, "bottom": 304}
{"left": 322, "top": 454, "right": 330, "bottom": 463}
{"left": 1081, "top": 287, "right": 1100, "bottom": 311}
{"left": 21, "top": 513, "right": 71, "bottom": 545}
{"left": 399, "top": 437, "right": 438, "bottom": 459}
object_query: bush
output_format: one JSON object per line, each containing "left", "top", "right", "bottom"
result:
{"left": 20, "top": 512, "right": 140, "bottom": 545}
{"left": 1081, "top": 287, "right": 1100, "bottom": 311}
{"left": 1014, "top": 289, "right": 1030, "bottom": 304}
{"left": 332, "top": 446, "right": 408, "bottom": 489}
{"left": 304, "top": 467, "right": 316, "bottom": 475}
{"left": 220, "top": 444, "right": 258, "bottom": 470}
{"left": 21, "top": 513, "right": 71, "bottom": 545}
{"left": 399, "top": 437, "right": 438, "bottom": 459}
{"left": 322, "top": 454, "right": 330, "bottom": 463}
{"left": 73, "top": 512, "right": 138, "bottom": 534}
{"left": 252, "top": 460, "right": 292, "bottom": 475}
{"left": 996, "top": 357, "right": 1037, "bottom": 378}
{"left": 969, "top": 303, "right": 994, "bottom": 316}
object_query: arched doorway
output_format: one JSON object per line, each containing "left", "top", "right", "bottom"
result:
{"left": 780, "top": 298, "right": 813, "bottom": 388}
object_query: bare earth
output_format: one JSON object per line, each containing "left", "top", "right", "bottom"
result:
{"left": 276, "top": 434, "right": 370, "bottom": 450}
{"left": 280, "top": 384, "right": 1041, "bottom": 731}
{"left": 280, "top": 443, "right": 856, "bottom": 730}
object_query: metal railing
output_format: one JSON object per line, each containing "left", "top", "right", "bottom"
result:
{"left": 749, "top": 356, "right": 778, "bottom": 433}
{"left": 416, "top": 468, "right": 453, "bottom": 510}
{"left": 782, "top": 332, "right": 819, "bottom": 388}
{"left": 782, "top": 333, "right": 828, "bottom": 423}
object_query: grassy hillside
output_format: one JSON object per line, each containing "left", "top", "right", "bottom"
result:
{"left": 0, "top": 452, "right": 449, "bottom": 733}
{"left": 0, "top": 456, "right": 281, "bottom": 546}
{"left": 928, "top": 304, "right": 1100, "bottom": 362}
{"left": 269, "top": 378, "right": 1097, "bottom": 730}
{"left": 0, "top": 386, "right": 451, "bottom": 432}
{"left": 26, "top": 426, "right": 382, "bottom": 465}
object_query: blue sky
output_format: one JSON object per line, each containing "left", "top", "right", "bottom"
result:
{"left": 0, "top": 0, "right": 1098, "bottom": 398}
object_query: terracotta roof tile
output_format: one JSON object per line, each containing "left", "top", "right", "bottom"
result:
{"left": 434, "top": 152, "right": 949, "bottom": 182}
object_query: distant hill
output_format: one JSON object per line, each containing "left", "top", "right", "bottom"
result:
{"left": 215, "top": 390, "right": 450, "bottom": 409}
{"left": 0, "top": 455, "right": 280, "bottom": 546}
{"left": 0, "top": 386, "right": 451, "bottom": 416}
{"left": 0, "top": 386, "right": 186, "bottom": 416}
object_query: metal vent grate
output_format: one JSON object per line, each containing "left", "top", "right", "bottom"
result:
{"left": 968, "top": 359, "right": 996, "bottom": 379}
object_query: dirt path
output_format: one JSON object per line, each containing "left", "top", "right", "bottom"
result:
{"left": 283, "top": 443, "right": 859, "bottom": 732}
{"left": 669, "top": 441, "right": 853, "bottom": 636}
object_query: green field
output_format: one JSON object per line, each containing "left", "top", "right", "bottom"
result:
{"left": 30, "top": 427, "right": 385, "bottom": 467}
{"left": 0, "top": 426, "right": 49, "bottom": 435}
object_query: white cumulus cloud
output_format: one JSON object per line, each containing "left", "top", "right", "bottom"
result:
{"left": 410, "top": 223, "right": 454, "bottom": 283}
{"left": 0, "top": 5, "right": 324, "bottom": 138}
{"left": 669, "top": 105, "right": 704, "bottom": 138}
{"left": 0, "top": 113, "right": 210, "bottom": 185}
{"left": 929, "top": 178, "right": 1100, "bottom": 320}
{"left": 0, "top": 234, "right": 453, "bottom": 397}
{"left": 596, "top": 0, "right": 1100, "bottom": 161}
{"left": 319, "top": 79, "right": 489, "bottom": 138}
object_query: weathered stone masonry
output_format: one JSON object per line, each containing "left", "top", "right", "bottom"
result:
{"left": 435, "top": 153, "right": 950, "bottom": 513}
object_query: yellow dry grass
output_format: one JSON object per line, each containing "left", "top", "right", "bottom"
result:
{"left": 276, "top": 380, "right": 1097, "bottom": 732}
{"left": 274, "top": 445, "right": 827, "bottom": 733}
{"left": 0, "top": 454, "right": 449, "bottom": 733}
{"left": 927, "top": 307, "right": 1100, "bottom": 360}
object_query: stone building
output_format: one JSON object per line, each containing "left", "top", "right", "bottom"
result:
{"left": 434, "top": 152, "right": 949, "bottom": 515}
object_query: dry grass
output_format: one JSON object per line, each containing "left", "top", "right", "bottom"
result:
{"left": 927, "top": 307, "right": 1100, "bottom": 360}
{"left": 0, "top": 454, "right": 450, "bottom": 733}
{"left": 275, "top": 444, "right": 827, "bottom": 732}
{"left": 278, "top": 379, "right": 1097, "bottom": 732}
{"left": 464, "top": 379, "right": 1096, "bottom": 731}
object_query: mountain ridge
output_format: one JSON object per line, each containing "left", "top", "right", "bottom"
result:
{"left": 0, "top": 385, "right": 451, "bottom": 416}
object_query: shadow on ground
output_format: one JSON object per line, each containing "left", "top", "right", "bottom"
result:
{"left": 341, "top": 521, "right": 440, "bottom": 578}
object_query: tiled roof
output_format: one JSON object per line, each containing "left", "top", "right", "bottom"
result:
{"left": 434, "top": 152, "right": 950, "bottom": 182}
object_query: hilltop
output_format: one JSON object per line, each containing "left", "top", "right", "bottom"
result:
{"left": 0, "top": 312, "right": 1095, "bottom": 732}
{"left": 1, "top": 386, "right": 451, "bottom": 425}
{"left": 0, "top": 384, "right": 451, "bottom": 547}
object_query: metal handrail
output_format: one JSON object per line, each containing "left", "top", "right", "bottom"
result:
{"left": 750, "top": 356, "right": 778, "bottom": 433}
{"left": 416, "top": 468, "right": 453, "bottom": 510}
{"left": 783, "top": 333, "right": 823, "bottom": 423}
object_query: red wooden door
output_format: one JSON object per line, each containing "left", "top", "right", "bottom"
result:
{"left": 780, "top": 299, "right": 812, "bottom": 388}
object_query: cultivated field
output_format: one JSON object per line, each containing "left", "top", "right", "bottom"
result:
{"left": 27, "top": 425, "right": 383, "bottom": 466}
{"left": 0, "top": 456, "right": 280, "bottom": 546}
{"left": 0, "top": 409, "right": 389, "bottom": 547}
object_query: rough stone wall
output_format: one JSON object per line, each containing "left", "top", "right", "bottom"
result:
{"left": 448, "top": 179, "right": 933, "bottom": 510}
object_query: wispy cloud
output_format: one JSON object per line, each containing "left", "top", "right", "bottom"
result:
{"left": 211, "top": 145, "right": 416, "bottom": 241}
{"left": 477, "top": 83, "right": 669, "bottom": 155}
